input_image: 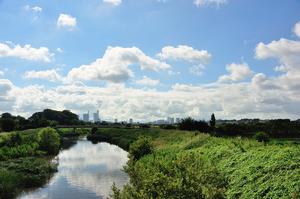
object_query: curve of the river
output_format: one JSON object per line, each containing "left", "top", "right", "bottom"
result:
{"left": 18, "top": 137, "right": 129, "bottom": 199}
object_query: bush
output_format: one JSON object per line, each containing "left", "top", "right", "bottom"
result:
{"left": 254, "top": 131, "right": 270, "bottom": 143}
{"left": 129, "top": 137, "right": 153, "bottom": 161}
{"left": 0, "top": 169, "right": 19, "bottom": 199}
{"left": 37, "top": 128, "right": 60, "bottom": 155}
{"left": 91, "top": 127, "right": 98, "bottom": 135}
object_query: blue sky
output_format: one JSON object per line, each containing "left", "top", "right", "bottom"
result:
{"left": 0, "top": 0, "right": 300, "bottom": 121}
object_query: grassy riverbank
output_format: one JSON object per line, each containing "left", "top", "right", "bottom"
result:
{"left": 0, "top": 127, "right": 87, "bottom": 199}
{"left": 88, "top": 128, "right": 300, "bottom": 199}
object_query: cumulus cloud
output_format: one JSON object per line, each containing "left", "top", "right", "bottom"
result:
{"left": 103, "top": 0, "right": 122, "bottom": 6}
{"left": 0, "top": 42, "right": 53, "bottom": 62}
{"left": 24, "top": 69, "right": 62, "bottom": 83}
{"left": 193, "top": 0, "right": 227, "bottom": 7}
{"left": 0, "top": 70, "right": 4, "bottom": 77}
{"left": 57, "top": 14, "right": 77, "bottom": 29}
{"left": 255, "top": 38, "right": 300, "bottom": 74}
{"left": 157, "top": 45, "right": 211, "bottom": 64}
{"left": 0, "top": 79, "right": 15, "bottom": 112}
{"left": 67, "top": 46, "right": 170, "bottom": 83}
{"left": 218, "top": 63, "right": 253, "bottom": 82}
{"left": 136, "top": 76, "right": 160, "bottom": 87}
{"left": 254, "top": 37, "right": 300, "bottom": 93}
{"left": 24, "top": 5, "right": 42, "bottom": 13}
{"left": 293, "top": 21, "right": 300, "bottom": 37}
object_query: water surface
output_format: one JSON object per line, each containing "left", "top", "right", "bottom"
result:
{"left": 18, "top": 138, "right": 129, "bottom": 199}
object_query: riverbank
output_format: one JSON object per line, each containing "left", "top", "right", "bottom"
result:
{"left": 88, "top": 128, "right": 300, "bottom": 199}
{"left": 0, "top": 127, "right": 89, "bottom": 198}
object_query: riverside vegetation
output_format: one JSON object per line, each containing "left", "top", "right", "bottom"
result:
{"left": 0, "top": 127, "right": 89, "bottom": 199}
{"left": 87, "top": 128, "right": 300, "bottom": 199}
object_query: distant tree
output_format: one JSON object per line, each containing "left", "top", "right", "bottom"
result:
{"left": 179, "top": 117, "right": 210, "bottom": 132}
{"left": 210, "top": 113, "right": 216, "bottom": 129}
{"left": 0, "top": 118, "right": 16, "bottom": 132}
{"left": 37, "top": 128, "right": 60, "bottom": 155}
{"left": 254, "top": 131, "right": 270, "bottom": 143}
{"left": 1, "top": 113, "right": 13, "bottom": 119}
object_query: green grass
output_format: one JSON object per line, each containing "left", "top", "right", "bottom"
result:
{"left": 89, "top": 128, "right": 300, "bottom": 199}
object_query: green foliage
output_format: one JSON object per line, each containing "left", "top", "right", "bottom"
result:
{"left": 91, "top": 127, "right": 98, "bottom": 134}
{"left": 210, "top": 113, "right": 216, "bottom": 129}
{"left": 178, "top": 117, "right": 211, "bottom": 132}
{"left": 37, "top": 127, "right": 60, "bottom": 155}
{"left": 128, "top": 137, "right": 153, "bottom": 161}
{"left": 0, "top": 157, "right": 57, "bottom": 199}
{"left": 254, "top": 131, "right": 270, "bottom": 143}
{"left": 101, "top": 128, "right": 300, "bottom": 199}
{"left": 0, "top": 118, "right": 16, "bottom": 132}
{"left": 0, "top": 169, "right": 19, "bottom": 199}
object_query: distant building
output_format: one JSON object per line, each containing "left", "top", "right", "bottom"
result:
{"left": 93, "top": 110, "right": 100, "bottom": 123}
{"left": 129, "top": 118, "right": 133, "bottom": 124}
{"left": 175, "top": 118, "right": 181, "bottom": 123}
{"left": 83, "top": 111, "right": 89, "bottom": 122}
{"left": 167, "top": 117, "right": 174, "bottom": 124}
{"left": 114, "top": 119, "right": 118, "bottom": 123}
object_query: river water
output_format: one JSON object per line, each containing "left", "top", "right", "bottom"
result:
{"left": 18, "top": 137, "right": 129, "bottom": 199}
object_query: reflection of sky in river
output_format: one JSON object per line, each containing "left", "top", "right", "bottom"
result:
{"left": 18, "top": 139, "right": 129, "bottom": 199}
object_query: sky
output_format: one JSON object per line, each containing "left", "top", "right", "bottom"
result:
{"left": 0, "top": 0, "right": 300, "bottom": 121}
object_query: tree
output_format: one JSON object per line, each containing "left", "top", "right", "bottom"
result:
{"left": 0, "top": 118, "right": 16, "bottom": 132}
{"left": 37, "top": 128, "right": 60, "bottom": 155}
{"left": 254, "top": 131, "right": 270, "bottom": 143}
{"left": 210, "top": 113, "right": 216, "bottom": 130}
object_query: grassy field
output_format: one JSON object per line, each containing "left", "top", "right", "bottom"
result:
{"left": 88, "top": 127, "right": 300, "bottom": 199}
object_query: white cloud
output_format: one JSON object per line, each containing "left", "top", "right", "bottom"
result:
{"left": 24, "top": 69, "right": 62, "bottom": 83}
{"left": 103, "top": 0, "right": 122, "bottom": 6}
{"left": 293, "top": 21, "right": 300, "bottom": 37}
{"left": 0, "top": 42, "right": 53, "bottom": 62}
{"left": 136, "top": 76, "right": 160, "bottom": 87}
{"left": 189, "top": 64, "right": 205, "bottom": 76}
{"left": 255, "top": 38, "right": 300, "bottom": 73}
{"left": 67, "top": 46, "right": 170, "bottom": 83}
{"left": 193, "top": 0, "right": 227, "bottom": 7}
{"left": 56, "top": 48, "right": 64, "bottom": 53}
{"left": 218, "top": 62, "right": 253, "bottom": 82}
{"left": 57, "top": 14, "right": 77, "bottom": 29}
{"left": 158, "top": 45, "right": 211, "bottom": 64}
{"left": 24, "top": 5, "right": 42, "bottom": 13}
{"left": 0, "top": 70, "right": 4, "bottom": 77}
{"left": 255, "top": 37, "right": 300, "bottom": 93}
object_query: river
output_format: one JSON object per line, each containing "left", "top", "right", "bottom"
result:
{"left": 18, "top": 137, "right": 129, "bottom": 199}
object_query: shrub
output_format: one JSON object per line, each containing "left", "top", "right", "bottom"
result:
{"left": 37, "top": 128, "right": 60, "bottom": 155}
{"left": 254, "top": 131, "right": 270, "bottom": 143}
{"left": 91, "top": 127, "right": 98, "bottom": 135}
{"left": 129, "top": 137, "right": 153, "bottom": 161}
{"left": 7, "top": 133, "right": 22, "bottom": 147}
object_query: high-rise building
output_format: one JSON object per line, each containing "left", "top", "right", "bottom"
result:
{"left": 129, "top": 118, "right": 133, "bottom": 124}
{"left": 93, "top": 110, "right": 100, "bottom": 123}
{"left": 176, "top": 118, "right": 181, "bottom": 123}
{"left": 83, "top": 111, "right": 89, "bottom": 122}
{"left": 167, "top": 117, "right": 174, "bottom": 124}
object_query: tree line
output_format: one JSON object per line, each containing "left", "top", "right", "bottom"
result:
{"left": 0, "top": 109, "right": 80, "bottom": 132}
{"left": 176, "top": 114, "right": 300, "bottom": 138}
